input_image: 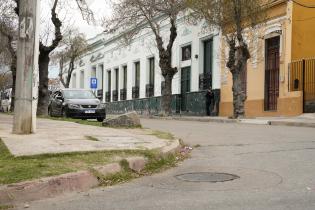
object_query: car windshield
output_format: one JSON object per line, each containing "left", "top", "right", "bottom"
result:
{"left": 63, "top": 90, "right": 96, "bottom": 99}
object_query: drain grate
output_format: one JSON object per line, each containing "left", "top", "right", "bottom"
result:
{"left": 175, "top": 172, "right": 240, "bottom": 183}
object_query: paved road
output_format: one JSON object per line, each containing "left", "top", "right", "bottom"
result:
{"left": 21, "top": 119, "right": 315, "bottom": 210}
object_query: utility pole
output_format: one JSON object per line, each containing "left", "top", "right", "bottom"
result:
{"left": 13, "top": 0, "right": 40, "bottom": 134}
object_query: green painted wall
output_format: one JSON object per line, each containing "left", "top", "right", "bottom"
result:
{"left": 105, "top": 90, "right": 220, "bottom": 116}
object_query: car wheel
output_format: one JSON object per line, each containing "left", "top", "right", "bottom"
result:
{"left": 48, "top": 107, "right": 53, "bottom": 117}
{"left": 97, "top": 117, "right": 104, "bottom": 122}
{"left": 62, "top": 109, "right": 68, "bottom": 118}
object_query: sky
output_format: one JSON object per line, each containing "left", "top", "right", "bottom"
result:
{"left": 73, "top": 0, "right": 111, "bottom": 38}
{"left": 46, "top": 0, "right": 112, "bottom": 78}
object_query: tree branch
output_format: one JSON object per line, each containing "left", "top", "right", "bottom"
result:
{"left": 39, "top": 0, "right": 63, "bottom": 54}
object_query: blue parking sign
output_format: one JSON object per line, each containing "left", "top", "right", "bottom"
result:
{"left": 90, "top": 78, "right": 97, "bottom": 89}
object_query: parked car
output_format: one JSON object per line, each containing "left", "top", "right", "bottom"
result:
{"left": 0, "top": 89, "right": 12, "bottom": 112}
{"left": 48, "top": 89, "right": 106, "bottom": 122}
{"left": 0, "top": 99, "right": 10, "bottom": 112}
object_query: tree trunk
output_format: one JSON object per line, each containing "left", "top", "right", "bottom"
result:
{"left": 65, "top": 59, "right": 74, "bottom": 88}
{"left": 65, "top": 74, "right": 71, "bottom": 88}
{"left": 161, "top": 73, "right": 173, "bottom": 116}
{"left": 154, "top": 18, "right": 178, "bottom": 116}
{"left": 36, "top": 0, "right": 62, "bottom": 116}
{"left": 10, "top": 56, "right": 17, "bottom": 112}
{"left": 226, "top": 37, "right": 249, "bottom": 119}
{"left": 231, "top": 70, "right": 245, "bottom": 118}
{"left": 37, "top": 52, "right": 50, "bottom": 116}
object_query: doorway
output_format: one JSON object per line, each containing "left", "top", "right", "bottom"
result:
{"left": 264, "top": 36, "right": 280, "bottom": 111}
{"left": 203, "top": 39, "right": 213, "bottom": 90}
{"left": 181, "top": 67, "right": 191, "bottom": 111}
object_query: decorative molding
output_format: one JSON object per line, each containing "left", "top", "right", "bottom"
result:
{"left": 90, "top": 52, "right": 105, "bottom": 63}
{"left": 251, "top": 30, "right": 259, "bottom": 69}
{"left": 198, "top": 21, "right": 211, "bottom": 37}
{"left": 264, "top": 23, "right": 282, "bottom": 36}
{"left": 79, "top": 60, "right": 85, "bottom": 67}
{"left": 264, "top": 22, "right": 283, "bottom": 57}
{"left": 96, "top": 52, "right": 104, "bottom": 59}
{"left": 90, "top": 55, "right": 95, "bottom": 62}
{"left": 181, "top": 27, "right": 192, "bottom": 37}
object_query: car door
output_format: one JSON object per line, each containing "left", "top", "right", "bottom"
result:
{"left": 55, "top": 91, "right": 64, "bottom": 116}
{"left": 49, "top": 92, "right": 57, "bottom": 116}
{"left": 51, "top": 91, "right": 63, "bottom": 116}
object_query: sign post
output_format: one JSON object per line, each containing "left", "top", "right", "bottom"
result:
{"left": 90, "top": 78, "right": 98, "bottom": 95}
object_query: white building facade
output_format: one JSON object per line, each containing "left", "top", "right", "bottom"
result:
{"left": 68, "top": 17, "right": 222, "bottom": 115}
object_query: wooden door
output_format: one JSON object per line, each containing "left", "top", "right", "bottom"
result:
{"left": 264, "top": 36, "right": 280, "bottom": 111}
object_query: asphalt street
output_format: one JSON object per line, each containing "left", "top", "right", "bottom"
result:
{"left": 20, "top": 119, "right": 315, "bottom": 210}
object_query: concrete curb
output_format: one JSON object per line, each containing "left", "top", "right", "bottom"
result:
{"left": 0, "top": 141, "right": 181, "bottom": 205}
{"left": 161, "top": 139, "right": 182, "bottom": 155}
{"left": 125, "top": 156, "right": 147, "bottom": 173}
{"left": 269, "top": 121, "right": 315, "bottom": 128}
{"left": 173, "top": 117, "right": 237, "bottom": 124}
{"left": 0, "top": 171, "right": 99, "bottom": 205}
{"left": 145, "top": 115, "right": 237, "bottom": 124}
{"left": 142, "top": 116, "right": 315, "bottom": 128}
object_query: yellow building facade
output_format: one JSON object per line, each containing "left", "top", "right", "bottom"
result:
{"left": 220, "top": 0, "right": 315, "bottom": 117}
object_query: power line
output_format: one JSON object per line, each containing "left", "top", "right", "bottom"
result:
{"left": 292, "top": 0, "right": 315, "bottom": 8}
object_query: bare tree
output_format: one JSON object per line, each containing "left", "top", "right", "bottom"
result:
{"left": 57, "top": 29, "right": 88, "bottom": 88}
{"left": 103, "top": 0, "right": 186, "bottom": 115}
{"left": 37, "top": 0, "right": 95, "bottom": 116}
{"left": 1, "top": 0, "right": 93, "bottom": 115}
{"left": 188, "top": 0, "right": 268, "bottom": 118}
{"left": 76, "top": 0, "right": 95, "bottom": 24}
{"left": 37, "top": 0, "right": 63, "bottom": 116}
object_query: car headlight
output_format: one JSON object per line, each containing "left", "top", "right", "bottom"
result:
{"left": 97, "top": 103, "right": 106, "bottom": 109}
{"left": 68, "top": 104, "right": 81, "bottom": 109}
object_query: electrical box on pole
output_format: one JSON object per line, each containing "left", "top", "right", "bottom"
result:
{"left": 13, "top": 0, "right": 40, "bottom": 134}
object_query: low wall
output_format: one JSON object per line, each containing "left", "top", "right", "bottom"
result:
{"left": 105, "top": 90, "right": 221, "bottom": 116}
{"left": 105, "top": 95, "right": 181, "bottom": 115}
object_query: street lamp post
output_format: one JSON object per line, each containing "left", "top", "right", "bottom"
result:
{"left": 13, "top": 0, "right": 40, "bottom": 134}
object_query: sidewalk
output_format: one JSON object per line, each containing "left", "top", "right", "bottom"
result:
{"left": 0, "top": 114, "right": 181, "bottom": 205}
{"left": 0, "top": 114, "right": 178, "bottom": 157}
{"left": 143, "top": 113, "right": 315, "bottom": 128}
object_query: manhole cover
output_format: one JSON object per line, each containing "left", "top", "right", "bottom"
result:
{"left": 175, "top": 172, "right": 240, "bottom": 183}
